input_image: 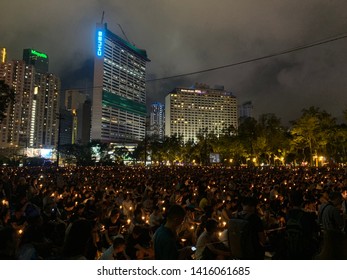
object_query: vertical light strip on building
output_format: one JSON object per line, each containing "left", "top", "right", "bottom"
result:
{"left": 29, "top": 87, "right": 38, "bottom": 147}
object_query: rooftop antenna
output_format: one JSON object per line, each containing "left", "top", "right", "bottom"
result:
{"left": 101, "top": 11, "right": 105, "bottom": 24}
{"left": 118, "top": 24, "right": 132, "bottom": 44}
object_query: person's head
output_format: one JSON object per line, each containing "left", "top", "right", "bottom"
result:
{"left": 341, "top": 187, "right": 347, "bottom": 200}
{"left": 152, "top": 206, "right": 161, "bottom": 214}
{"left": 133, "top": 208, "right": 143, "bottom": 221}
{"left": 225, "top": 200, "right": 234, "bottom": 209}
{"left": 289, "top": 190, "right": 304, "bottom": 208}
{"left": 328, "top": 191, "right": 343, "bottom": 207}
{"left": 165, "top": 204, "right": 186, "bottom": 227}
{"left": 205, "top": 219, "right": 219, "bottom": 234}
{"left": 132, "top": 225, "right": 143, "bottom": 238}
{"left": 112, "top": 236, "right": 126, "bottom": 254}
{"left": 241, "top": 196, "right": 258, "bottom": 212}
{"left": 110, "top": 208, "right": 120, "bottom": 220}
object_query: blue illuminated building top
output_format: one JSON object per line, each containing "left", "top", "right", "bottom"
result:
{"left": 96, "top": 29, "right": 104, "bottom": 57}
{"left": 96, "top": 23, "right": 149, "bottom": 61}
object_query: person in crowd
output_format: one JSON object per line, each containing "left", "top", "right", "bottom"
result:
{"left": 318, "top": 191, "right": 344, "bottom": 232}
{"left": 16, "top": 203, "right": 53, "bottom": 260}
{"left": 149, "top": 206, "right": 163, "bottom": 230}
{"left": 61, "top": 218, "right": 93, "bottom": 260}
{"left": 0, "top": 164, "right": 347, "bottom": 260}
{"left": 122, "top": 193, "right": 134, "bottom": 219}
{"left": 280, "top": 189, "right": 320, "bottom": 259}
{"left": 230, "top": 196, "right": 266, "bottom": 260}
{"left": 153, "top": 204, "right": 190, "bottom": 259}
{"left": 99, "top": 235, "right": 130, "bottom": 260}
{"left": 198, "top": 191, "right": 209, "bottom": 211}
{"left": 316, "top": 191, "right": 346, "bottom": 259}
{"left": 125, "top": 225, "right": 154, "bottom": 259}
{"left": 341, "top": 186, "right": 347, "bottom": 233}
{"left": 221, "top": 200, "right": 237, "bottom": 223}
{"left": 0, "top": 226, "right": 17, "bottom": 259}
{"left": 101, "top": 207, "right": 121, "bottom": 249}
{"left": 195, "top": 218, "right": 231, "bottom": 260}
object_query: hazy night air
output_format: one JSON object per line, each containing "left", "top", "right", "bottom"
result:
{"left": 1, "top": 0, "right": 347, "bottom": 124}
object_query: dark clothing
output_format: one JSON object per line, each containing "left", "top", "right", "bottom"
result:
{"left": 318, "top": 203, "right": 344, "bottom": 232}
{"left": 237, "top": 211, "right": 265, "bottom": 260}
{"left": 285, "top": 208, "right": 319, "bottom": 259}
{"left": 101, "top": 218, "right": 121, "bottom": 248}
{"left": 153, "top": 225, "right": 179, "bottom": 260}
{"left": 126, "top": 232, "right": 150, "bottom": 260}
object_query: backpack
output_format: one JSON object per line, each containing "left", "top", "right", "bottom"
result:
{"left": 227, "top": 213, "right": 256, "bottom": 259}
{"left": 285, "top": 210, "right": 305, "bottom": 259}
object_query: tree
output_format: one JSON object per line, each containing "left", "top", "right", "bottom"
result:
{"left": 181, "top": 139, "right": 199, "bottom": 164}
{"left": 162, "top": 134, "right": 184, "bottom": 164}
{"left": 237, "top": 117, "right": 259, "bottom": 165}
{"left": 290, "top": 107, "right": 334, "bottom": 166}
{"left": 257, "top": 113, "right": 290, "bottom": 165}
{"left": 0, "top": 80, "right": 15, "bottom": 121}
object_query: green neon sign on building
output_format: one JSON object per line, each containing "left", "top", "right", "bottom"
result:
{"left": 31, "top": 49, "right": 48, "bottom": 59}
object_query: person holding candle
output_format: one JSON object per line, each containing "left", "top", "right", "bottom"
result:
{"left": 195, "top": 218, "right": 231, "bottom": 260}
{"left": 153, "top": 204, "right": 191, "bottom": 259}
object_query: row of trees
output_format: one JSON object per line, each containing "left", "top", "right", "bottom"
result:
{"left": 55, "top": 106, "right": 347, "bottom": 167}
{"left": 0, "top": 104, "right": 346, "bottom": 167}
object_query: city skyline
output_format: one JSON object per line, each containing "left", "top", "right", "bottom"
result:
{"left": 1, "top": 1, "right": 347, "bottom": 125}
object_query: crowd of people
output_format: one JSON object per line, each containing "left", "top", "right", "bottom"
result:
{"left": 0, "top": 164, "right": 346, "bottom": 260}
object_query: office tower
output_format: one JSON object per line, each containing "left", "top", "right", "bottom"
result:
{"left": 239, "top": 101, "right": 254, "bottom": 119}
{"left": 64, "top": 89, "right": 88, "bottom": 144}
{"left": 149, "top": 102, "right": 165, "bottom": 140}
{"left": 165, "top": 84, "right": 238, "bottom": 143}
{"left": 91, "top": 23, "right": 150, "bottom": 144}
{"left": 23, "top": 48, "right": 49, "bottom": 74}
{"left": 23, "top": 49, "right": 60, "bottom": 149}
{"left": 0, "top": 47, "right": 60, "bottom": 152}
{"left": 58, "top": 109, "right": 73, "bottom": 146}
{"left": 0, "top": 60, "right": 35, "bottom": 148}
{"left": 77, "top": 100, "right": 91, "bottom": 145}
{"left": 32, "top": 73, "right": 60, "bottom": 149}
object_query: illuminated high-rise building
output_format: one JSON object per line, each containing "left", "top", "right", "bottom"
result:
{"left": 239, "top": 101, "right": 254, "bottom": 119}
{"left": 91, "top": 22, "right": 150, "bottom": 144}
{"left": 149, "top": 102, "right": 165, "bottom": 140}
{"left": 33, "top": 73, "right": 60, "bottom": 149}
{"left": 0, "top": 48, "right": 60, "bottom": 151}
{"left": 0, "top": 60, "right": 35, "bottom": 148}
{"left": 23, "top": 48, "right": 49, "bottom": 74}
{"left": 64, "top": 89, "right": 90, "bottom": 144}
{"left": 165, "top": 84, "right": 238, "bottom": 143}
{"left": 22, "top": 49, "right": 60, "bottom": 149}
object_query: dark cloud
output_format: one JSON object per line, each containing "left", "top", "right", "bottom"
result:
{"left": 1, "top": 0, "right": 347, "bottom": 123}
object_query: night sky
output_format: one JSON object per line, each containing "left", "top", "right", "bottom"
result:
{"left": 1, "top": 0, "right": 347, "bottom": 125}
